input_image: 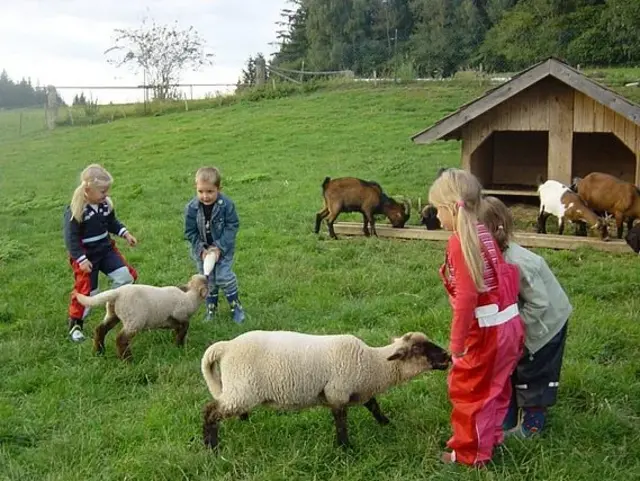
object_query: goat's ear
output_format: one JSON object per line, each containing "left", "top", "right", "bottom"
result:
{"left": 387, "top": 346, "right": 407, "bottom": 361}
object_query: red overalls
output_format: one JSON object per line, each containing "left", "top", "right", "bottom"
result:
{"left": 439, "top": 231, "right": 524, "bottom": 466}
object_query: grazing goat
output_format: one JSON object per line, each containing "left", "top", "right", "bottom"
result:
{"left": 420, "top": 204, "right": 441, "bottom": 230}
{"left": 314, "top": 177, "right": 411, "bottom": 239}
{"left": 537, "top": 180, "right": 609, "bottom": 239}
{"left": 575, "top": 172, "right": 640, "bottom": 239}
{"left": 201, "top": 331, "right": 450, "bottom": 450}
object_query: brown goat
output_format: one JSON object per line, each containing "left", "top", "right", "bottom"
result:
{"left": 314, "top": 177, "right": 411, "bottom": 239}
{"left": 576, "top": 172, "right": 640, "bottom": 239}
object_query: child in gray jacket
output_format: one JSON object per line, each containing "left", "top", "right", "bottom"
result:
{"left": 480, "top": 196, "right": 572, "bottom": 438}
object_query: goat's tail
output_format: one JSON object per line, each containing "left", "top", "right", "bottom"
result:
{"left": 75, "top": 289, "right": 120, "bottom": 307}
{"left": 201, "top": 341, "right": 228, "bottom": 398}
{"left": 321, "top": 176, "right": 331, "bottom": 192}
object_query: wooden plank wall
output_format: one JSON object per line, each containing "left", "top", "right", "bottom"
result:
{"left": 574, "top": 90, "right": 640, "bottom": 185}
{"left": 462, "top": 79, "right": 640, "bottom": 186}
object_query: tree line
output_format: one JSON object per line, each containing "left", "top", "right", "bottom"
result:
{"left": 267, "top": 0, "right": 640, "bottom": 78}
{"left": 0, "top": 70, "right": 65, "bottom": 110}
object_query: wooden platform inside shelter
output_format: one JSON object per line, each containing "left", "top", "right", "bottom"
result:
{"left": 482, "top": 189, "right": 538, "bottom": 197}
{"left": 332, "top": 222, "right": 632, "bottom": 254}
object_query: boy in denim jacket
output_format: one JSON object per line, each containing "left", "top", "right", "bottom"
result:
{"left": 184, "top": 166, "right": 245, "bottom": 323}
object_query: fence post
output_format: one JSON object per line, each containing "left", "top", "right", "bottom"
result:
{"left": 256, "top": 57, "right": 266, "bottom": 86}
{"left": 45, "top": 85, "right": 59, "bottom": 130}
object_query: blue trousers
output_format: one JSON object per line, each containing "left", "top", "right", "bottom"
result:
{"left": 194, "top": 254, "right": 240, "bottom": 307}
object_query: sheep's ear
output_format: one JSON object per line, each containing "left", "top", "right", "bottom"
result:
{"left": 387, "top": 347, "right": 407, "bottom": 361}
{"left": 198, "top": 285, "right": 209, "bottom": 299}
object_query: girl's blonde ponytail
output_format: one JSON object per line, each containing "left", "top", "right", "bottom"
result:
{"left": 428, "top": 168, "right": 486, "bottom": 291}
{"left": 69, "top": 164, "right": 113, "bottom": 223}
{"left": 456, "top": 205, "right": 485, "bottom": 291}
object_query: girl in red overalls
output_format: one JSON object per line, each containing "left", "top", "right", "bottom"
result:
{"left": 428, "top": 168, "right": 524, "bottom": 467}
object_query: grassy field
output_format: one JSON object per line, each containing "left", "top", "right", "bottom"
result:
{"left": 1, "top": 82, "right": 639, "bottom": 481}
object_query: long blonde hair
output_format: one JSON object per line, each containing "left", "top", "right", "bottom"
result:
{"left": 70, "top": 164, "right": 113, "bottom": 222}
{"left": 479, "top": 196, "right": 514, "bottom": 253}
{"left": 428, "top": 168, "right": 485, "bottom": 291}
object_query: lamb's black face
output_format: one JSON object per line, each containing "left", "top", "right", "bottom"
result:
{"left": 415, "top": 340, "right": 451, "bottom": 370}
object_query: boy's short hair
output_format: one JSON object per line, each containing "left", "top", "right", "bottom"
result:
{"left": 478, "top": 196, "right": 514, "bottom": 252}
{"left": 195, "top": 167, "right": 221, "bottom": 187}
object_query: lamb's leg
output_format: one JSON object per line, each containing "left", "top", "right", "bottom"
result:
{"left": 331, "top": 406, "right": 351, "bottom": 448}
{"left": 363, "top": 397, "right": 390, "bottom": 425}
{"left": 93, "top": 303, "right": 120, "bottom": 355}
{"left": 174, "top": 321, "right": 189, "bottom": 347}
{"left": 239, "top": 413, "right": 249, "bottom": 421}
{"left": 115, "top": 328, "right": 136, "bottom": 362}
{"left": 558, "top": 217, "right": 565, "bottom": 236}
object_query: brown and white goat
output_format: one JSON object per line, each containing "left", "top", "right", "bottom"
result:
{"left": 537, "top": 180, "right": 609, "bottom": 239}
{"left": 575, "top": 172, "right": 640, "bottom": 239}
{"left": 314, "top": 177, "right": 411, "bottom": 239}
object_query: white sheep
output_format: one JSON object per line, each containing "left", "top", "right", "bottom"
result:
{"left": 537, "top": 179, "right": 609, "bottom": 239}
{"left": 75, "top": 274, "right": 209, "bottom": 361}
{"left": 200, "top": 330, "right": 451, "bottom": 449}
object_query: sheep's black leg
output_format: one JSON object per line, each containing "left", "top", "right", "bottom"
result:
{"left": 174, "top": 322, "right": 189, "bottom": 347}
{"left": 203, "top": 401, "right": 220, "bottom": 449}
{"left": 315, "top": 208, "right": 329, "bottom": 234}
{"left": 537, "top": 211, "right": 549, "bottom": 234}
{"left": 361, "top": 213, "right": 370, "bottom": 236}
{"left": 331, "top": 406, "right": 351, "bottom": 448}
{"left": 239, "top": 413, "right": 249, "bottom": 421}
{"left": 558, "top": 218, "right": 565, "bottom": 236}
{"left": 363, "top": 397, "right": 390, "bottom": 425}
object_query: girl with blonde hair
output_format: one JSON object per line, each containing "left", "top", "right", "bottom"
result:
{"left": 479, "top": 196, "right": 572, "bottom": 438}
{"left": 428, "top": 168, "right": 524, "bottom": 466}
{"left": 63, "top": 164, "right": 138, "bottom": 342}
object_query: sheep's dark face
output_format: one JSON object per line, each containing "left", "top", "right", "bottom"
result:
{"left": 387, "top": 333, "right": 451, "bottom": 370}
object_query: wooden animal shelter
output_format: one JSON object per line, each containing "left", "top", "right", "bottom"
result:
{"left": 411, "top": 57, "right": 640, "bottom": 198}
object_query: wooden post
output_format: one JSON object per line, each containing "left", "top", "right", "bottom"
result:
{"left": 256, "top": 57, "right": 266, "bottom": 86}
{"left": 45, "top": 85, "right": 59, "bottom": 130}
{"left": 547, "top": 81, "right": 574, "bottom": 185}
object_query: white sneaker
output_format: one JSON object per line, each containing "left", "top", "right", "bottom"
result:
{"left": 69, "top": 325, "right": 85, "bottom": 343}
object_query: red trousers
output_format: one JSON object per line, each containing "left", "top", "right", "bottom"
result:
{"left": 68, "top": 242, "right": 137, "bottom": 320}
{"left": 446, "top": 316, "right": 524, "bottom": 466}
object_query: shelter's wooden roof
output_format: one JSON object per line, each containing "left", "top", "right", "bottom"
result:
{"left": 411, "top": 57, "right": 640, "bottom": 144}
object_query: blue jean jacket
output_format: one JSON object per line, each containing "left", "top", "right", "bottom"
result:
{"left": 184, "top": 193, "right": 239, "bottom": 261}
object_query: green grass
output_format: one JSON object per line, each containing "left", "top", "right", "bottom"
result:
{"left": 1, "top": 83, "right": 640, "bottom": 481}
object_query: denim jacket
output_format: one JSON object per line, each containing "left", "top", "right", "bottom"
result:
{"left": 184, "top": 193, "right": 239, "bottom": 261}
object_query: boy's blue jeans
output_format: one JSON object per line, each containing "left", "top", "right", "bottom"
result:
{"left": 193, "top": 252, "right": 240, "bottom": 307}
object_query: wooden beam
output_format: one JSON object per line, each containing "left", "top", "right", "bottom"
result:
{"left": 411, "top": 60, "right": 551, "bottom": 144}
{"left": 548, "top": 81, "right": 574, "bottom": 185}
{"left": 482, "top": 189, "right": 538, "bottom": 197}
{"left": 332, "top": 222, "right": 632, "bottom": 254}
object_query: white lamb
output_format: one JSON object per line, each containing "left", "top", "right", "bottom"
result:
{"left": 75, "top": 274, "right": 209, "bottom": 361}
{"left": 200, "top": 330, "right": 451, "bottom": 449}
